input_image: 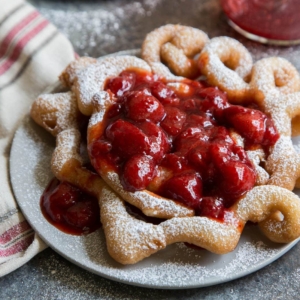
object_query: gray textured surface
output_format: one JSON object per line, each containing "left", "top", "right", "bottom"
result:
{"left": 2, "top": 0, "right": 300, "bottom": 298}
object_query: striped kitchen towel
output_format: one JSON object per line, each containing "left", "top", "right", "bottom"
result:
{"left": 0, "top": 0, "right": 75, "bottom": 276}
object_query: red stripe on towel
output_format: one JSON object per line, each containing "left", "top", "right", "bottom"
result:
{"left": 0, "top": 10, "right": 40, "bottom": 58}
{"left": 0, "top": 221, "right": 32, "bottom": 245}
{"left": 0, "top": 19, "right": 49, "bottom": 75}
{"left": 0, "top": 234, "right": 34, "bottom": 257}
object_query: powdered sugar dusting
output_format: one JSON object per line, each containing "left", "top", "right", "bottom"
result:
{"left": 141, "top": 24, "right": 194, "bottom": 80}
{"left": 200, "top": 36, "right": 252, "bottom": 91}
{"left": 266, "top": 136, "right": 300, "bottom": 189}
{"left": 161, "top": 216, "right": 239, "bottom": 253}
{"left": 89, "top": 92, "right": 112, "bottom": 127}
{"left": 105, "top": 171, "right": 193, "bottom": 218}
{"left": 51, "top": 128, "right": 82, "bottom": 175}
{"left": 236, "top": 186, "right": 300, "bottom": 243}
{"left": 79, "top": 237, "right": 281, "bottom": 287}
{"left": 250, "top": 57, "right": 300, "bottom": 134}
{"left": 142, "top": 24, "right": 209, "bottom": 79}
{"left": 237, "top": 186, "right": 282, "bottom": 221}
{"left": 36, "top": 237, "right": 282, "bottom": 293}
{"left": 74, "top": 56, "right": 151, "bottom": 115}
{"left": 60, "top": 57, "right": 98, "bottom": 87}
{"left": 250, "top": 69, "right": 300, "bottom": 188}
{"left": 100, "top": 187, "right": 166, "bottom": 264}
{"left": 31, "top": 92, "right": 79, "bottom": 136}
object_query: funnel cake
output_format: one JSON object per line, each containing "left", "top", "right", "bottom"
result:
{"left": 30, "top": 88, "right": 300, "bottom": 263}
{"left": 30, "top": 25, "right": 300, "bottom": 265}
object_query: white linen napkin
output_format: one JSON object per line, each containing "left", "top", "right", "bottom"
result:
{"left": 0, "top": 0, "right": 75, "bottom": 276}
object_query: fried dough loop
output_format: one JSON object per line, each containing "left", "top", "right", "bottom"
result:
{"left": 31, "top": 92, "right": 80, "bottom": 136}
{"left": 142, "top": 24, "right": 209, "bottom": 79}
{"left": 30, "top": 26, "right": 300, "bottom": 265}
{"left": 198, "top": 36, "right": 253, "bottom": 102}
{"left": 250, "top": 58, "right": 300, "bottom": 190}
{"left": 199, "top": 38, "right": 300, "bottom": 191}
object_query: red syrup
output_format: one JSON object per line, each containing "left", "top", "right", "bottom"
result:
{"left": 41, "top": 178, "right": 164, "bottom": 235}
{"left": 221, "top": 0, "right": 300, "bottom": 42}
{"left": 89, "top": 69, "right": 280, "bottom": 223}
{"left": 40, "top": 178, "right": 101, "bottom": 235}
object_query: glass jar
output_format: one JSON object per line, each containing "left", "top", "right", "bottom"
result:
{"left": 220, "top": 0, "right": 300, "bottom": 45}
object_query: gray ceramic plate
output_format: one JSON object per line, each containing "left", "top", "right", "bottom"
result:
{"left": 9, "top": 50, "right": 300, "bottom": 289}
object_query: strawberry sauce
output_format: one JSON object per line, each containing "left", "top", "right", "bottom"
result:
{"left": 89, "top": 69, "right": 279, "bottom": 222}
{"left": 41, "top": 178, "right": 101, "bottom": 235}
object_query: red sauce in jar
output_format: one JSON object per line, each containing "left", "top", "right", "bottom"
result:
{"left": 221, "top": 0, "right": 300, "bottom": 41}
{"left": 89, "top": 69, "right": 279, "bottom": 223}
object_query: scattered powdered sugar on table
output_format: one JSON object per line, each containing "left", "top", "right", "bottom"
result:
{"left": 291, "top": 267, "right": 300, "bottom": 282}
{"left": 38, "top": 0, "right": 163, "bottom": 56}
{"left": 39, "top": 9, "right": 118, "bottom": 54}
